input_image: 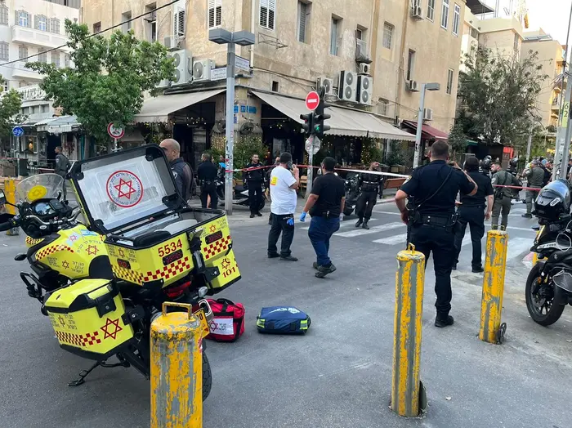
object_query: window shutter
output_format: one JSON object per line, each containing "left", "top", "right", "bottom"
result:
{"left": 34, "top": 14, "right": 39, "bottom": 29}
{"left": 174, "top": 9, "right": 185, "bottom": 36}
{"left": 208, "top": 0, "right": 215, "bottom": 28}
{"left": 268, "top": 0, "right": 276, "bottom": 29}
{"left": 14, "top": 11, "right": 17, "bottom": 25}
{"left": 298, "top": 2, "right": 307, "bottom": 43}
{"left": 216, "top": 3, "right": 222, "bottom": 26}
{"left": 259, "top": 0, "right": 268, "bottom": 27}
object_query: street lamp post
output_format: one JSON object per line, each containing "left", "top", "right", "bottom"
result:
{"left": 209, "top": 29, "right": 255, "bottom": 215}
{"left": 413, "top": 82, "right": 440, "bottom": 169}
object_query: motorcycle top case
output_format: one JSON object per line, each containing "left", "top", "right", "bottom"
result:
{"left": 69, "top": 145, "right": 240, "bottom": 293}
{"left": 44, "top": 278, "right": 134, "bottom": 360}
{"left": 256, "top": 306, "right": 311, "bottom": 335}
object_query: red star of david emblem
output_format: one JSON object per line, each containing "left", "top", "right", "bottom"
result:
{"left": 58, "top": 316, "right": 66, "bottom": 326}
{"left": 114, "top": 178, "right": 136, "bottom": 200}
{"left": 209, "top": 225, "right": 217, "bottom": 233}
{"left": 210, "top": 321, "right": 218, "bottom": 331}
{"left": 221, "top": 258, "right": 231, "bottom": 269}
{"left": 101, "top": 317, "right": 122, "bottom": 340}
{"left": 62, "top": 260, "right": 70, "bottom": 269}
{"left": 118, "top": 249, "right": 125, "bottom": 257}
{"left": 87, "top": 245, "right": 99, "bottom": 256}
{"left": 69, "top": 235, "right": 78, "bottom": 242}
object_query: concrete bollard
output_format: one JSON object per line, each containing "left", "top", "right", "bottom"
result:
{"left": 391, "top": 244, "right": 426, "bottom": 417}
{"left": 4, "top": 179, "right": 19, "bottom": 236}
{"left": 150, "top": 302, "right": 204, "bottom": 428}
{"left": 479, "top": 230, "right": 509, "bottom": 344}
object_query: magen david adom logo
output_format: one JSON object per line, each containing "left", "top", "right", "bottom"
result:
{"left": 106, "top": 170, "right": 144, "bottom": 208}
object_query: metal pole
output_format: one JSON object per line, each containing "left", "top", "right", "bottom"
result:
{"left": 150, "top": 302, "right": 204, "bottom": 428}
{"left": 558, "top": 75, "right": 572, "bottom": 179}
{"left": 413, "top": 84, "right": 426, "bottom": 169}
{"left": 225, "top": 42, "right": 236, "bottom": 215}
{"left": 525, "top": 124, "right": 533, "bottom": 163}
{"left": 479, "top": 230, "right": 508, "bottom": 344}
{"left": 305, "top": 139, "right": 314, "bottom": 200}
{"left": 391, "top": 244, "right": 426, "bottom": 417}
{"left": 5, "top": 178, "right": 19, "bottom": 236}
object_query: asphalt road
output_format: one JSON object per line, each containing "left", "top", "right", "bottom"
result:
{"left": 0, "top": 201, "right": 571, "bottom": 428}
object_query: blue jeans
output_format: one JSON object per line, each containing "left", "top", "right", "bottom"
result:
{"left": 308, "top": 216, "right": 340, "bottom": 267}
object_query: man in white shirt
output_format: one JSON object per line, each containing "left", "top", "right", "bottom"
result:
{"left": 268, "top": 152, "right": 300, "bottom": 261}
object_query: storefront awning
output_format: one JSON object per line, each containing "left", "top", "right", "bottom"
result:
{"left": 402, "top": 120, "right": 449, "bottom": 141}
{"left": 36, "top": 115, "right": 80, "bottom": 133}
{"left": 134, "top": 89, "right": 224, "bottom": 123}
{"left": 252, "top": 91, "right": 416, "bottom": 141}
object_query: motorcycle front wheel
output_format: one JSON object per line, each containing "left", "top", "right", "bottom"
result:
{"left": 525, "top": 265, "right": 566, "bottom": 326}
{"left": 202, "top": 350, "right": 212, "bottom": 400}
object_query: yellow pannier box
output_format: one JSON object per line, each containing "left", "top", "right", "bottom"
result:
{"left": 69, "top": 145, "right": 241, "bottom": 294}
{"left": 45, "top": 278, "right": 134, "bottom": 359}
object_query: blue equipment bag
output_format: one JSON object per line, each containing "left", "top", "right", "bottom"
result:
{"left": 256, "top": 306, "right": 311, "bottom": 334}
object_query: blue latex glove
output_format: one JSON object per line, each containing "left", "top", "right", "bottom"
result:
{"left": 299, "top": 212, "right": 307, "bottom": 222}
{"left": 286, "top": 217, "right": 294, "bottom": 226}
{"left": 339, "top": 213, "right": 344, "bottom": 222}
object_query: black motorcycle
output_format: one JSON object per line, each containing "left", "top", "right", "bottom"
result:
{"left": 343, "top": 173, "right": 361, "bottom": 216}
{"left": 525, "top": 180, "right": 572, "bottom": 326}
{"left": 215, "top": 176, "right": 265, "bottom": 211}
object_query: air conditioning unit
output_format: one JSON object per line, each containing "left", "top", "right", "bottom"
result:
{"left": 156, "top": 79, "right": 171, "bottom": 89}
{"left": 192, "top": 58, "right": 215, "bottom": 82}
{"left": 356, "top": 75, "right": 373, "bottom": 105}
{"left": 423, "top": 108, "right": 433, "bottom": 121}
{"left": 338, "top": 70, "right": 358, "bottom": 102}
{"left": 358, "top": 62, "right": 370, "bottom": 75}
{"left": 411, "top": 5, "right": 423, "bottom": 19}
{"left": 407, "top": 80, "right": 419, "bottom": 92}
{"left": 169, "top": 49, "right": 192, "bottom": 85}
{"left": 163, "top": 35, "right": 182, "bottom": 50}
{"left": 355, "top": 38, "right": 370, "bottom": 62}
{"left": 316, "top": 77, "right": 335, "bottom": 96}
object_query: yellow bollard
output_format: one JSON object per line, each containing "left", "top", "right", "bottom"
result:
{"left": 391, "top": 244, "right": 426, "bottom": 417}
{"left": 150, "top": 302, "right": 206, "bottom": 428}
{"left": 4, "top": 179, "right": 19, "bottom": 236}
{"left": 479, "top": 230, "right": 509, "bottom": 344}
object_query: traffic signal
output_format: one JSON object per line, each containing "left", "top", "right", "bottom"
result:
{"left": 313, "top": 98, "right": 331, "bottom": 138}
{"left": 300, "top": 113, "right": 314, "bottom": 135}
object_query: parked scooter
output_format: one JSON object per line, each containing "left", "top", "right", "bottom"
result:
{"left": 215, "top": 176, "right": 266, "bottom": 211}
{"left": 343, "top": 173, "right": 361, "bottom": 216}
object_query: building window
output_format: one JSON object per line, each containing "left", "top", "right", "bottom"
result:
{"left": 0, "top": 42, "right": 8, "bottom": 61}
{"left": 446, "top": 68, "right": 454, "bottom": 94}
{"left": 93, "top": 21, "right": 101, "bottom": 34}
{"left": 407, "top": 49, "right": 416, "bottom": 81}
{"left": 379, "top": 99, "right": 390, "bottom": 116}
{"left": 427, "top": 0, "right": 435, "bottom": 20}
{"left": 18, "top": 45, "right": 28, "bottom": 60}
{"left": 38, "top": 50, "right": 47, "bottom": 63}
{"left": 145, "top": 4, "right": 157, "bottom": 42}
{"left": 64, "top": 53, "right": 71, "bottom": 68}
{"left": 16, "top": 10, "right": 30, "bottom": 27}
{"left": 259, "top": 0, "right": 276, "bottom": 30}
{"left": 297, "top": 1, "right": 310, "bottom": 43}
{"left": 51, "top": 51, "right": 60, "bottom": 68}
{"left": 174, "top": 7, "right": 185, "bottom": 36}
{"left": 208, "top": 0, "right": 222, "bottom": 29}
{"left": 470, "top": 28, "right": 478, "bottom": 38}
{"left": 121, "top": 11, "right": 132, "bottom": 33}
{"left": 271, "top": 80, "right": 279, "bottom": 92}
{"left": 36, "top": 14, "right": 48, "bottom": 31}
{"left": 441, "top": 0, "right": 449, "bottom": 29}
{"left": 0, "top": 4, "right": 8, "bottom": 26}
{"left": 2, "top": 81, "right": 8, "bottom": 93}
{"left": 50, "top": 18, "right": 60, "bottom": 34}
{"left": 330, "top": 16, "right": 341, "bottom": 56}
{"left": 452, "top": 4, "right": 460, "bottom": 35}
{"left": 383, "top": 22, "right": 394, "bottom": 49}
{"left": 41, "top": 104, "right": 49, "bottom": 113}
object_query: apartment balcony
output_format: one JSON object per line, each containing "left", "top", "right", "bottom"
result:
{"left": 11, "top": 62, "right": 42, "bottom": 80}
{"left": 12, "top": 25, "right": 69, "bottom": 50}
{"left": 552, "top": 98, "right": 560, "bottom": 111}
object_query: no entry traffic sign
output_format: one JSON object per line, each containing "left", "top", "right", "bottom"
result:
{"left": 107, "top": 122, "right": 125, "bottom": 140}
{"left": 305, "top": 91, "right": 320, "bottom": 111}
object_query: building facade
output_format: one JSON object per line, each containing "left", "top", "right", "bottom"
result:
{"left": 80, "top": 0, "right": 467, "bottom": 168}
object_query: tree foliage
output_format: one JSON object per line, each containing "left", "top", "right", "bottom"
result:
{"left": 27, "top": 20, "right": 175, "bottom": 143}
{"left": 448, "top": 121, "right": 468, "bottom": 156}
{"left": 458, "top": 47, "right": 548, "bottom": 146}
{"left": 0, "top": 76, "right": 25, "bottom": 139}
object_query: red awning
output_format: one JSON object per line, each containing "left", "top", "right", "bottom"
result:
{"left": 402, "top": 120, "right": 449, "bottom": 141}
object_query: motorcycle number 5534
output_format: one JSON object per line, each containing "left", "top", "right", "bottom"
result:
{"left": 157, "top": 239, "right": 183, "bottom": 257}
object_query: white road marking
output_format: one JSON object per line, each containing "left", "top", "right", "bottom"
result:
{"left": 373, "top": 233, "right": 407, "bottom": 245}
{"left": 335, "top": 222, "right": 404, "bottom": 238}
{"left": 300, "top": 218, "right": 377, "bottom": 231}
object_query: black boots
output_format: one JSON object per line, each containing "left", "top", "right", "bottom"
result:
{"left": 434, "top": 315, "right": 454, "bottom": 328}
{"left": 362, "top": 220, "right": 370, "bottom": 229}
{"left": 355, "top": 219, "right": 363, "bottom": 228}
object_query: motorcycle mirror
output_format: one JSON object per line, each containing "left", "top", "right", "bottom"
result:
{"left": 0, "top": 190, "right": 5, "bottom": 205}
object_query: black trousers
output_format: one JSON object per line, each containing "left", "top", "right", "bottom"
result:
{"left": 248, "top": 181, "right": 263, "bottom": 214}
{"left": 410, "top": 223, "right": 455, "bottom": 316}
{"left": 267, "top": 213, "right": 294, "bottom": 257}
{"left": 356, "top": 190, "right": 377, "bottom": 221}
{"left": 200, "top": 183, "right": 218, "bottom": 209}
{"left": 453, "top": 206, "right": 485, "bottom": 270}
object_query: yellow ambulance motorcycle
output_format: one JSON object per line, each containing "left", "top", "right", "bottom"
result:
{"left": 0, "top": 145, "right": 241, "bottom": 397}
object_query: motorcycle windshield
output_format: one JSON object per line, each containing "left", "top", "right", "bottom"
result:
{"left": 16, "top": 173, "right": 64, "bottom": 203}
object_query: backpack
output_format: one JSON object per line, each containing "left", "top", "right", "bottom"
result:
{"left": 205, "top": 298, "right": 245, "bottom": 342}
{"left": 256, "top": 306, "right": 311, "bottom": 335}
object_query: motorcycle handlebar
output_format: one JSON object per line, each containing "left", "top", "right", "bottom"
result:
{"left": 0, "top": 220, "right": 15, "bottom": 232}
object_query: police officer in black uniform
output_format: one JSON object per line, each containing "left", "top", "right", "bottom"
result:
{"left": 479, "top": 155, "right": 493, "bottom": 178}
{"left": 197, "top": 152, "right": 219, "bottom": 209}
{"left": 395, "top": 141, "right": 477, "bottom": 328}
{"left": 355, "top": 161, "right": 384, "bottom": 229}
{"left": 160, "top": 139, "right": 195, "bottom": 203}
{"left": 244, "top": 153, "right": 264, "bottom": 218}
